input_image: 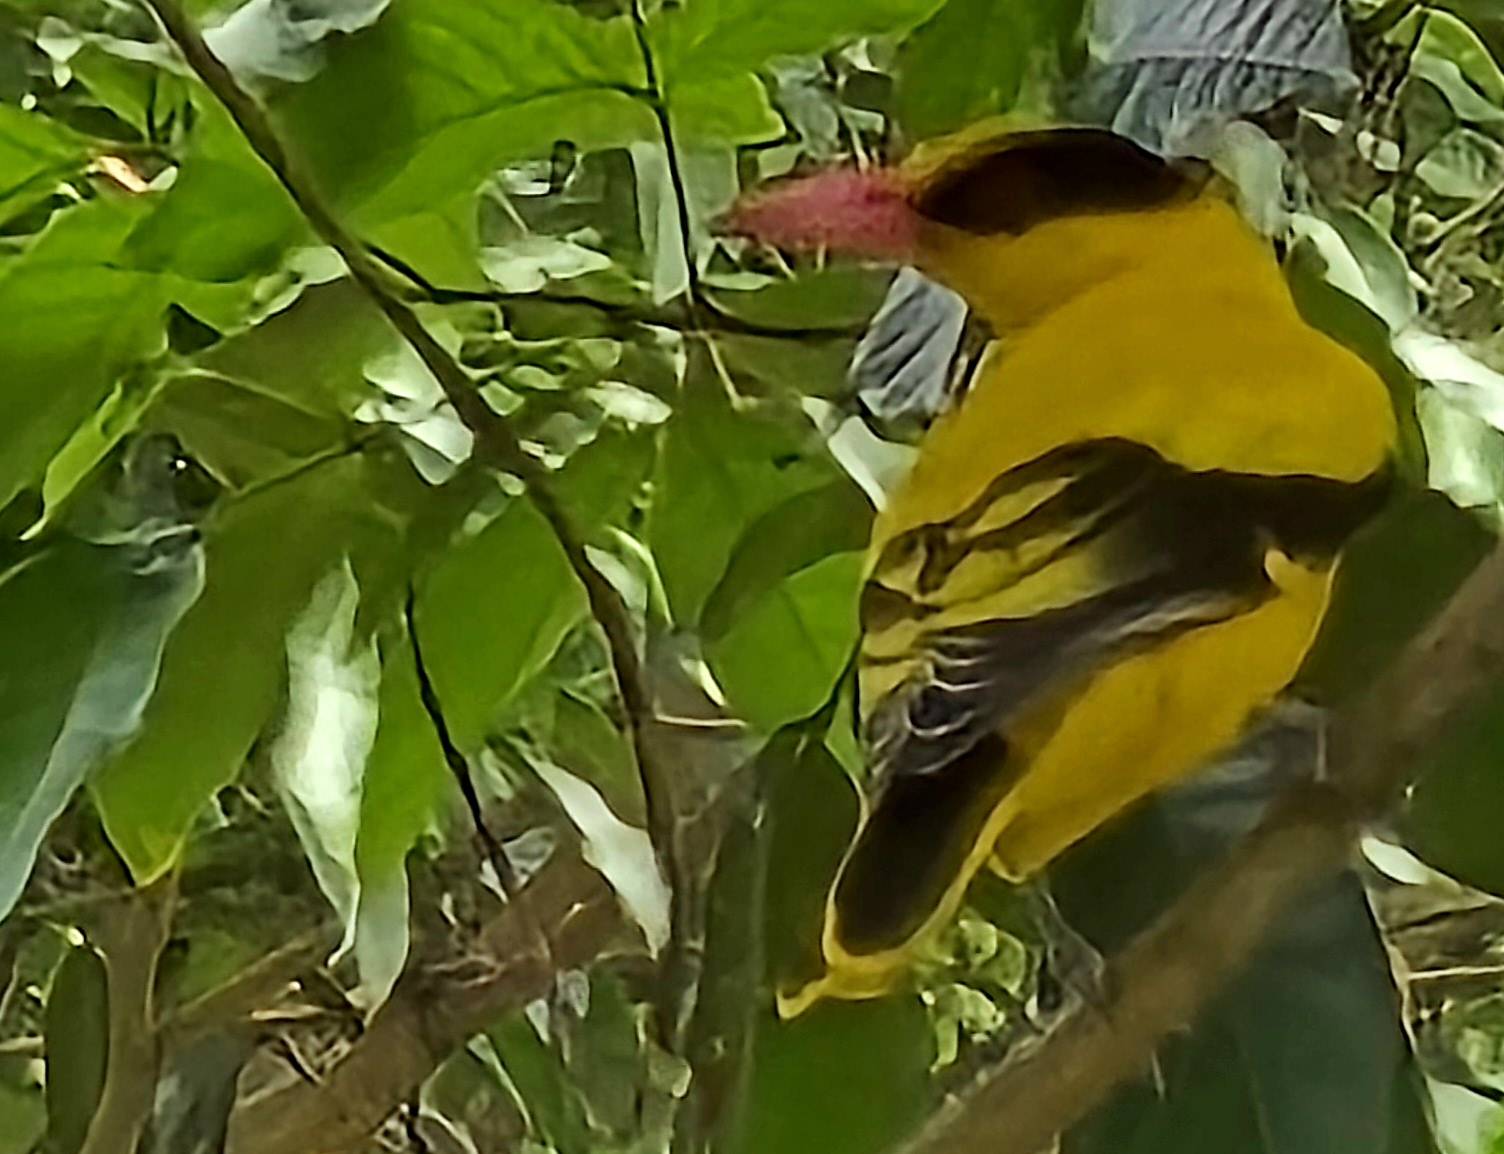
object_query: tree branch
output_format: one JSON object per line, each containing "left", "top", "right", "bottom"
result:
{"left": 224, "top": 853, "right": 626, "bottom": 1154}
{"left": 899, "top": 538, "right": 1504, "bottom": 1154}
{"left": 142, "top": 0, "right": 680, "bottom": 940}
{"left": 79, "top": 875, "right": 177, "bottom": 1154}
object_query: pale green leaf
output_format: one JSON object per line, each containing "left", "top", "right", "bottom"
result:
{"left": 1417, "top": 127, "right": 1504, "bottom": 199}
{"left": 270, "top": 561, "right": 380, "bottom": 981}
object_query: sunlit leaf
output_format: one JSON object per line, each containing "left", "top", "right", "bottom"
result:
{"left": 531, "top": 755, "right": 669, "bottom": 955}
{"left": 349, "top": 636, "right": 450, "bottom": 1010}
{"left": 415, "top": 497, "right": 586, "bottom": 752}
{"left": 269, "top": 560, "right": 380, "bottom": 990}
{"left": 707, "top": 551, "right": 864, "bottom": 732}
{"left": 203, "top": 0, "right": 393, "bottom": 83}
{"left": 0, "top": 104, "right": 90, "bottom": 216}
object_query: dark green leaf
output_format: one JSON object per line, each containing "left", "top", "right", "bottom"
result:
{"left": 896, "top": 0, "right": 1085, "bottom": 138}
{"left": 44, "top": 941, "right": 109, "bottom": 1154}
{"left": 0, "top": 540, "right": 153, "bottom": 919}
{"left": 0, "top": 196, "right": 168, "bottom": 512}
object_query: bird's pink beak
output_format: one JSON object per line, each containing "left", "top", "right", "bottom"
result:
{"left": 723, "top": 167, "right": 919, "bottom": 260}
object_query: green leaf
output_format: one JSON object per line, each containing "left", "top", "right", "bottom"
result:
{"left": 723, "top": 732, "right": 936, "bottom": 1154}
{"left": 1417, "top": 388, "right": 1504, "bottom": 509}
{"left": 269, "top": 560, "right": 381, "bottom": 990}
{"left": 1404, "top": 8, "right": 1504, "bottom": 105}
{"left": 44, "top": 941, "right": 109, "bottom": 1154}
{"left": 1298, "top": 489, "right": 1493, "bottom": 703}
{"left": 350, "top": 636, "right": 450, "bottom": 1009}
{"left": 708, "top": 551, "right": 863, "bottom": 732}
{"left": 0, "top": 1054, "right": 45, "bottom": 1154}
{"left": 146, "top": 373, "right": 351, "bottom": 492}
{"left": 271, "top": 0, "right": 649, "bottom": 226}
{"left": 1056, "top": 761, "right": 1431, "bottom": 1154}
{"left": 1416, "top": 127, "right": 1504, "bottom": 199}
{"left": 649, "top": 370, "right": 834, "bottom": 626}
{"left": 0, "top": 196, "right": 168, "bottom": 512}
{"left": 732, "top": 996, "right": 934, "bottom": 1154}
{"left": 700, "top": 480, "right": 871, "bottom": 643}
{"left": 703, "top": 267, "right": 892, "bottom": 333}
{"left": 91, "top": 455, "right": 406, "bottom": 881}
{"left": 0, "top": 104, "right": 89, "bottom": 216}
{"left": 415, "top": 497, "right": 586, "bottom": 752}
{"left": 895, "top": 0, "right": 1084, "bottom": 138}
{"left": 0, "top": 530, "right": 198, "bottom": 921}
{"left": 122, "top": 154, "right": 306, "bottom": 283}
{"left": 654, "top": 0, "right": 947, "bottom": 83}
{"left": 1404, "top": 671, "right": 1504, "bottom": 898}
{"left": 489, "top": 1015, "right": 596, "bottom": 1154}
{"left": 194, "top": 280, "right": 395, "bottom": 422}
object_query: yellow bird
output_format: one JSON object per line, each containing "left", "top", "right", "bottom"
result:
{"left": 730, "top": 125, "right": 1397, "bottom": 1013}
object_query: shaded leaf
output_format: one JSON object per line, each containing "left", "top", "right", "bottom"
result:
{"left": 0, "top": 195, "right": 167, "bottom": 512}
{"left": 0, "top": 526, "right": 200, "bottom": 920}
{"left": 896, "top": 0, "right": 1085, "bottom": 139}
{"left": 44, "top": 941, "right": 109, "bottom": 1154}
{"left": 1057, "top": 738, "right": 1430, "bottom": 1154}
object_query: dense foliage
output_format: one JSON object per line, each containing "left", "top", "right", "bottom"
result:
{"left": 1, "top": 1, "right": 1504, "bottom": 1152}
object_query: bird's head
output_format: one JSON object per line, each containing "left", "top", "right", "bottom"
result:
{"left": 725, "top": 125, "right": 1230, "bottom": 330}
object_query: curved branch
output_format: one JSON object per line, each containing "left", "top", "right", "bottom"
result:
{"left": 900, "top": 538, "right": 1504, "bottom": 1154}
{"left": 224, "top": 854, "right": 624, "bottom": 1154}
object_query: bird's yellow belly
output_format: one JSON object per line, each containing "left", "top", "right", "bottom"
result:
{"left": 985, "top": 550, "right": 1332, "bottom": 880}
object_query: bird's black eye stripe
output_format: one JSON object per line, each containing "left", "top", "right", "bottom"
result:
{"left": 914, "top": 127, "right": 1208, "bottom": 237}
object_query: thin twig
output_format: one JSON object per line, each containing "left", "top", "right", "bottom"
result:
{"left": 367, "top": 243, "right": 864, "bottom": 341}
{"left": 163, "top": 925, "right": 340, "bottom": 1048}
{"left": 630, "top": 0, "right": 704, "bottom": 322}
{"left": 142, "top": 0, "right": 681, "bottom": 953}
{"left": 404, "top": 586, "right": 522, "bottom": 900}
